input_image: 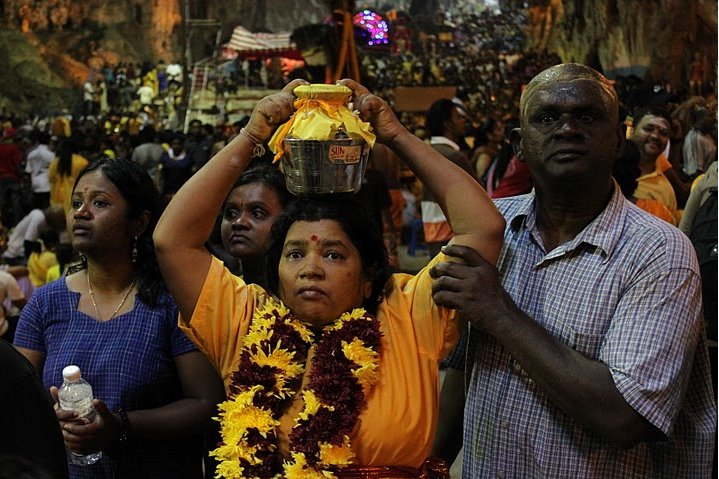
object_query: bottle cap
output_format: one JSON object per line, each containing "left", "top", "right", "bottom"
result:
{"left": 62, "top": 365, "right": 82, "bottom": 381}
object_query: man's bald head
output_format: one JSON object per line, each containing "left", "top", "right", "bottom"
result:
{"left": 520, "top": 63, "right": 619, "bottom": 120}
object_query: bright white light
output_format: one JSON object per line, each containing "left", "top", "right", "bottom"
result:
{"left": 484, "top": 0, "right": 501, "bottom": 13}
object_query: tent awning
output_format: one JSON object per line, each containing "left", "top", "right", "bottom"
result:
{"left": 224, "top": 26, "right": 302, "bottom": 60}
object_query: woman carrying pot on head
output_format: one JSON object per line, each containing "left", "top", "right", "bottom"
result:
{"left": 14, "top": 158, "right": 224, "bottom": 479}
{"left": 153, "top": 79, "right": 504, "bottom": 479}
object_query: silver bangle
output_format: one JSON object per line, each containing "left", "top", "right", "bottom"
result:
{"left": 239, "top": 128, "right": 266, "bottom": 158}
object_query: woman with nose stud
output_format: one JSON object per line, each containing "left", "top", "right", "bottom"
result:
{"left": 154, "top": 79, "right": 504, "bottom": 478}
{"left": 15, "top": 158, "right": 224, "bottom": 479}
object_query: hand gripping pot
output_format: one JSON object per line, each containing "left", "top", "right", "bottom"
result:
{"left": 269, "top": 84, "right": 376, "bottom": 195}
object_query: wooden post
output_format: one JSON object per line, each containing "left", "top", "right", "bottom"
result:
{"left": 332, "top": 0, "right": 361, "bottom": 82}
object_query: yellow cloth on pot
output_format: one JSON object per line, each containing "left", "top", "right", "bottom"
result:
{"left": 269, "top": 84, "right": 375, "bottom": 162}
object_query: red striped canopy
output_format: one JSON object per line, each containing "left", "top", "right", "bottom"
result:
{"left": 224, "top": 26, "right": 303, "bottom": 60}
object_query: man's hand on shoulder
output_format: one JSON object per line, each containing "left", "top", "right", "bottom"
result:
{"left": 430, "top": 244, "right": 517, "bottom": 330}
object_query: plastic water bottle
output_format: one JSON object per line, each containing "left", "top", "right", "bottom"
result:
{"left": 57, "top": 365, "right": 103, "bottom": 466}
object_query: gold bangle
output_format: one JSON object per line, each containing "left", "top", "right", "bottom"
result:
{"left": 239, "top": 128, "right": 266, "bottom": 158}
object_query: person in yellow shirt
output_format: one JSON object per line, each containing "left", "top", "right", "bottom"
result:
{"left": 153, "top": 79, "right": 504, "bottom": 478}
{"left": 48, "top": 138, "right": 89, "bottom": 211}
{"left": 44, "top": 243, "right": 76, "bottom": 284}
{"left": 26, "top": 230, "right": 59, "bottom": 288}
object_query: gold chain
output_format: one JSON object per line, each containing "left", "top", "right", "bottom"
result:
{"left": 86, "top": 271, "right": 136, "bottom": 321}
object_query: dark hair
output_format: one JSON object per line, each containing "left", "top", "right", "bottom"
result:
{"left": 265, "top": 198, "right": 392, "bottom": 315}
{"left": 632, "top": 106, "right": 671, "bottom": 127}
{"left": 230, "top": 159, "right": 293, "bottom": 208}
{"left": 170, "top": 131, "right": 185, "bottom": 143}
{"left": 202, "top": 123, "right": 215, "bottom": 137}
{"left": 54, "top": 243, "right": 75, "bottom": 274}
{"left": 484, "top": 117, "right": 519, "bottom": 188}
{"left": 30, "top": 129, "right": 50, "bottom": 145}
{"left": 613, "top": 141, "right": 642, "bottom": 198}
{"left": 159, "top": 128, "right": 175, "bottom": 145}
{"left": 426, "top": 99, "right": 457, "bottom": 137}
{"left": 38, "top": 229, "right": 59, "bottom": 249}
{"left": 23, "top": 240, "right": 41, "bottom": 258}
{"left": 55, "top": 138, "right": 78, "bottom": 178}
{"left": 72, "top": 158, "right": 166, "bottom": 307}
{"left": 474, "top": 118, "right": 501, "bottom": 148}
{"left": 137, "top": 125, "right": 158, "bottom": 144}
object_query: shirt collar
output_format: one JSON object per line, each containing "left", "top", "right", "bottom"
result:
{"left": 637, "top": 153, "right": 671, "bottom": 180}
{"left": 430, "top": 136, "right": 460, "bottom": 151}
{"left": 507, "top": 180, "right": 627, "bottom": 261}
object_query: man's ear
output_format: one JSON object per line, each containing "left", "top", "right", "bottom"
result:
{"left": 612, "top": 126, "right": 627, "bottom": 169}
{"left": 510, "top": 127, "right": 523, "bottom": 162}
{"left": 615, "top": 125, "right": 626, "bottom": 160}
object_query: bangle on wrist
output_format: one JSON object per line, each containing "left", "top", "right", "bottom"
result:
{"left": 115, "top": 408, "right": 131, "bottom": 445}
{"left": 239, "top": 128, "right": 267, "bottom": 158}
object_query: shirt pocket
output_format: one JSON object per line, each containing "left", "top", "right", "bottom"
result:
{"left": 559, "top": 321, "right": 605, "bottom": 360}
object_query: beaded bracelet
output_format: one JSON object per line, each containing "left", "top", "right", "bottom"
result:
{"left": 116, "top": 408, "right": 131, "bottom": 445}
{"left": 239, "top": 128, "right": 267, "bottom": 158}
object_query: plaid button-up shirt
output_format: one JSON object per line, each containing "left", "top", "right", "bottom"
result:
{"left": 449, "top": 184, "right": 716, "bottom": 478}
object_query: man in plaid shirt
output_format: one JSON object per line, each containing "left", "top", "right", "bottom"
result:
{"left": 432, "top": 63, "right": 716, "bottom": 477}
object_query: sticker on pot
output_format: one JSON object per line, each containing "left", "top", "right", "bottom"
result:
{"left": 328, "top": 145, "right": 362, "bottom": 164}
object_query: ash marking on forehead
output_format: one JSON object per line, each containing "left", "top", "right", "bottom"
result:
{"left": 520, "top": 63, "right": 618, "bottom": 118}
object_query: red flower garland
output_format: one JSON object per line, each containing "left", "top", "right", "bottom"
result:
{"left": 289, "top": 314, "right": 382, "bottom": 466}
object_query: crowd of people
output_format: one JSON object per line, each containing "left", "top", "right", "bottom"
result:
{"left": 0, "top": 4, "right": 716, "bottom": 479}
{"left": 361, "top": 9, "right": 555, "bottom": 126}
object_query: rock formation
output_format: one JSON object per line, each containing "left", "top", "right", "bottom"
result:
{"left": 526, "top": 0, "right": 717, "bottom": 88}
{"left": 0, "top": 0, "right": 715, "bottom": 114}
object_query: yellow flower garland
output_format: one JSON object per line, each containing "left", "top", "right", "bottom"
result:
{"left": 212, "top": 298, "right": 382, "bottom": 479}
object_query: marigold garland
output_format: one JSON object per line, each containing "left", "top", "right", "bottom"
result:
{"left": 212, "top": 298, "right": 382, "bottom": 479}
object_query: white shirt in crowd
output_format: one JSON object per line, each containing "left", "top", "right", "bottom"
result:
{"left": 0, "top": 270, "right": 24, "bottom": 321}
{"left": 25, "top": 144, "right": 54, "bottom": 193}
{"left": 2, "top": 209, "right": 47, "bottom": 259}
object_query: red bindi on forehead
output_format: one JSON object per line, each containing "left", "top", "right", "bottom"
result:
{"left": 310, "top": 235, "right": 318, "bottom": 242}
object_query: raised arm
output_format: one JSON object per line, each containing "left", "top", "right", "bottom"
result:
{"left": 153, "top": 79, "right": 308, "bottom": 321}
{"left": 340, "top": 79, "right": 504, "bottom": 264}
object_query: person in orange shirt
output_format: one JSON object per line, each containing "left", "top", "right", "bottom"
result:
{"left": 613, "top": 141, "right": 676, "bottom": 224}
{"left": 630, "top": 107, "right": 692, "bottom": 223}
{"left": 154, "top": 79, "right": 504, "bottom": 478}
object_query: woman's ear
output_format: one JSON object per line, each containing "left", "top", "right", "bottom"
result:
{"left": 361, "top": 277, "right": 373, "bottom": 301}
{"left": 133, "top": 210, "right": 152, "bottom": 238}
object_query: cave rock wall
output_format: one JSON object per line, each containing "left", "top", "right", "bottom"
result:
{"left": 527, "top": 0, "right": 717, "bottom": 88}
